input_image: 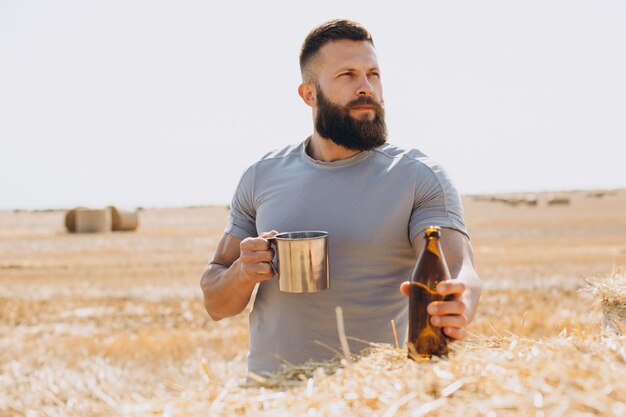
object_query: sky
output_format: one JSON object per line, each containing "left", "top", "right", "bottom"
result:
{"left": 1, "top": 0, "right": 625, "bottom": 210}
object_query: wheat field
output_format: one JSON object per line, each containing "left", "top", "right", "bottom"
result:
{"left": 1, "top": 190, "right": 625, "bottom": 416}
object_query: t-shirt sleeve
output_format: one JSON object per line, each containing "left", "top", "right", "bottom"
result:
{"left": 224, "top": 166, "right": 258, "bottom": 239}
{"left": 409, "top": 159, "right": 468, "bottom": 244}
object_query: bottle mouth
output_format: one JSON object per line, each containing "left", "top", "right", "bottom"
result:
{"left": 424, "top": 226, "right": 441, "bottom": 238}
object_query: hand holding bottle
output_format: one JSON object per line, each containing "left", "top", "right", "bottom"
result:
{"left": 400, "top": 280, "right": 468, "bottom": 341}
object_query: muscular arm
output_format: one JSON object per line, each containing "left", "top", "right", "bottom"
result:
{"left": 402, "top": 227, "right": 482, "bottom": 339}
{"left": 200, "top": 232, "right": 276, "bottom": 321}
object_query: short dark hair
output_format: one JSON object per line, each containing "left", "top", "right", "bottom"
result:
{"left": 299, "top": 19, "right": 374, "bottom": 82}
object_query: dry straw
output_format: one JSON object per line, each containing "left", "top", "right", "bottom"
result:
{"left": 153, "top": 290, "right": 626, "bottom": 417}
{"left": 161, "top": 334, "right": 626, "bottom": 417}
{"left": 585, "top": 271, "right": 626, "bottom": 336}
{"left": 4, "top": 273, "right": 626, "bottom": 416}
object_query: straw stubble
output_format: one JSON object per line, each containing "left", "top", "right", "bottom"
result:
{"left": 2, "top": 192, "right": 626, "bottom": 416}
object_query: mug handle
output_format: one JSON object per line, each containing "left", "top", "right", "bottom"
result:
{"left": 266, "top": 236, "right": 278, "bottom": 276}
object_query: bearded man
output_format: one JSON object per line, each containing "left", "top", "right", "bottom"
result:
{"left": 200, "top": 19, "right": 481, "bottom": 374}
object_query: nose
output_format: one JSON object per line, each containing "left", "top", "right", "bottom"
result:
{"left": 355, "top": 73, "right": 373, "bottom": 96}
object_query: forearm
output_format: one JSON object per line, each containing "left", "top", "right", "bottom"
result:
{"left": 200, "top": 260, "right": 257, "bottom": 321}
{"left": 456, "top": 265, "right": 481, "bottom": 323}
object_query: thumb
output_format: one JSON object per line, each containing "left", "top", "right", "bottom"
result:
{"left": 260, "top": 230, "right": 279, "bottom": 239}
{"left": 400, "top": 281, "right": 410, "bottom": 297}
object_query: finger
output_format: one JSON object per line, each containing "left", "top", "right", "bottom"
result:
{"left": 254, "top": 268, "right": 276, "bottom": 281}
{"left": 430, "top": 314, "right": 468, "bottom": 329}
{"left": 240, "top": 260, "right": 275, "bottom": 277}
{"left": 261, "top": 231, "right": 279, "bottom": 258}
{"left": 443, "top": 326, "right": 467, "bottom": 340}
{"left": 427, "top": 300, "right": 466, "bottom": 316}
{"left": 436, "top": 281, "right": 466, "bottom": 297}
{"left": 240, "top": 262, "right": 274, "bottom": 282}
{"left": 241, "top": 236, "right": 276, "bottom": 251}
{"left": 240, "top": 238, "right": 270, "bottom": 252}
{"left": 400, "top": 281, "right": 410, "bottom": 297}
{"left": 240, "top": 249, "right": 274, "bottom": 264}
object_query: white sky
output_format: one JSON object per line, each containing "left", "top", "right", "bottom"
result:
{"left": 1, "top": 0, "right": 625, "bottom": 210}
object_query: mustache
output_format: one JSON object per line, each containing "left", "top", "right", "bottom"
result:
{"left": 347, "top": 96, "right": 384, "bottom": 111}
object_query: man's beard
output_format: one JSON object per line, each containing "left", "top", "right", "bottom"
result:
{"left": 314, "top": 86, "right": 387, "bottom": 151}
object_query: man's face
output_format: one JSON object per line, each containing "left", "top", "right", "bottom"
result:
{"left": 315, "top": 85, "right": 387, "bottom": 151}
{"left": 312, "top": 40, "right": 387, "bottom": 150}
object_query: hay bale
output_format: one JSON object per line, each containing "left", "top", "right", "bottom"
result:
{"left": 547, "top": 195, "right": 570, "bottom": 205}
{"left": 503, "top": 198, "right": 520, "bottom": 207}
{"left": 524, "top": 194, "right": 538, "bottom": 206}
{"left": 586, "top": 273, "right": 626, "bottom": 336}
{"left": 74, "top": 208, "right": 112, "bottom": 233}
{"left": 107, "top": 206, "right": 139, "bottom": 231}
{"left": 586, "top": 190, "right": 607, "bottom": 199}
{"left": 64, "top": 207, "right": 88, "bottom": 232}
{"left": 472, "top": 195, "right": 491, "bottom": 202}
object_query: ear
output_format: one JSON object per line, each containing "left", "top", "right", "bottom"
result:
{"left": 298, "top": 82, "right": 317, "bottom": 107}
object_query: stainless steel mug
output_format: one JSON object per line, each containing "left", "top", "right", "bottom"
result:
{"left": 268, "top": 231, "right": 329, "bottom": 293}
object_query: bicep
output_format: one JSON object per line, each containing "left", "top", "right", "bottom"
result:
{"left": 412, "top": 227, "right": 475, "bottom": 278}
{"left": 210, "top": 233, "right": 243, "bottom": 268}
{"left": 409, "top": 162, "right": 467, "bottom": 243}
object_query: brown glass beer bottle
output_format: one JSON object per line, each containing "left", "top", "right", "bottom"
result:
{"left": 408, "top": 226, "right": 452, "bottom": 360}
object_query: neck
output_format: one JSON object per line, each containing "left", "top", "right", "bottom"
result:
{"left": 307, "top": 132, "right": 362, "bottom": 162}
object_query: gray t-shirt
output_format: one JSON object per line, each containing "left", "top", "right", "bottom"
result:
{"left": 225, "top": 138, "right": 468, "bottom": 374}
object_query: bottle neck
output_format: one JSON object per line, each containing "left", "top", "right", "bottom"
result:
{"left": 425, "top": 236, "right": 441, "bottom": 255}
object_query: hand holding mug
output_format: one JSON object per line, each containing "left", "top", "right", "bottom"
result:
{"left": 238, "top": 230, "right": 279, "bottom": 285}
